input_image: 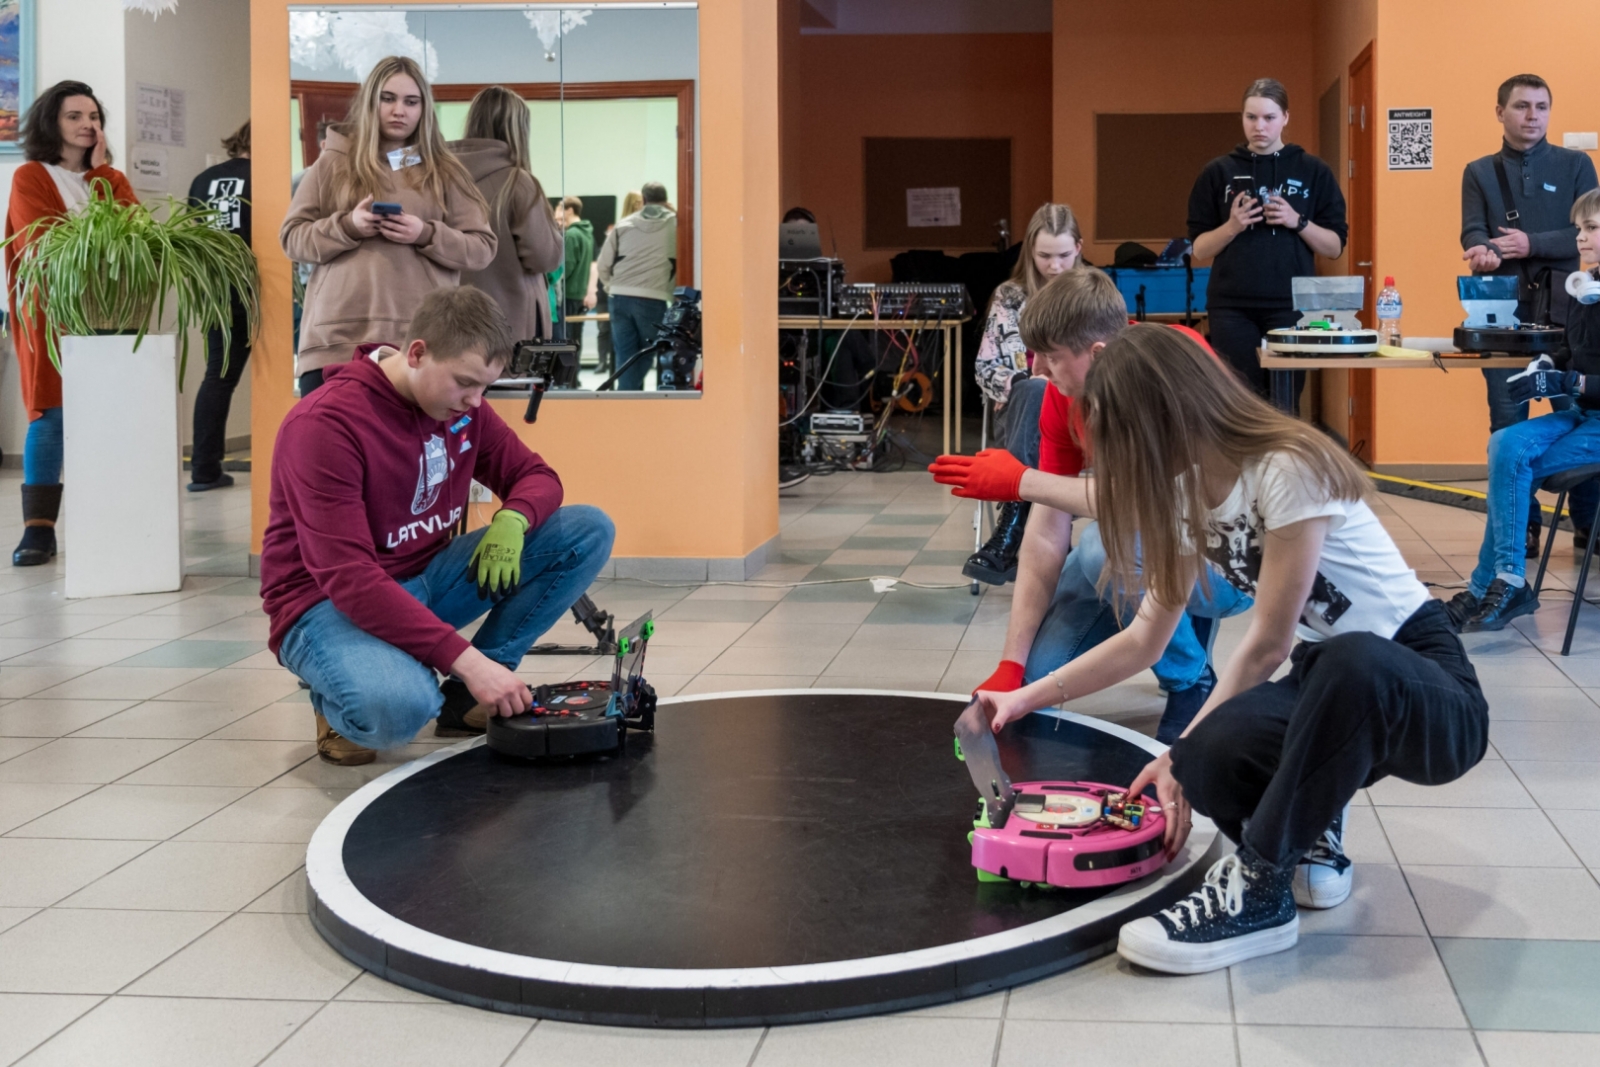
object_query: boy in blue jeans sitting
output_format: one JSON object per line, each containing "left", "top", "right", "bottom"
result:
{"left": 1453, "top": 188, "right": 1600, "bottom": 632}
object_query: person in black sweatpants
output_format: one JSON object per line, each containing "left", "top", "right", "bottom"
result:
{"left": 1172, "top": 601, "right": 1486, "bottom": 866}
{"left": 962, "top": 324, "right": 1487, "bottom": 976}
{"left": 186, "top": 120, "right": 253, "bottom": 490}
{"left": 190, "top": 294, "right": 250, "bottom": 488}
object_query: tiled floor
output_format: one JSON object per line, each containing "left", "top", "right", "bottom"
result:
{"left": 2, "top": 465, "right": 1600, "bottom": 1065}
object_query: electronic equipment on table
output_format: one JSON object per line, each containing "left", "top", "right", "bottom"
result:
{"left": 1453, "top": 275, "right": 1564, "bottom": 355}
{"left": 834, "top": 282, "right": 972, "bottom": 320}
{"left": 1265, "top": 276, "right": 1380, "bottom": 356}
{"left": 779, "top": 258, "right": 846, "bottom": 318}
{"left": 494, "top": 339, "right": 580, "bottom": 422}
{"left": 953, "top": 702, "right": 1168, "bottom": 889}
{"left": 487, "top": 612, "right": 657, "bottom": 759}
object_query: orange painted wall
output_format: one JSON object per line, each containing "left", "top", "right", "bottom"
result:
{"left": 250, "top": 0, "right": 779, "bottom": 561}
{"left": 780, "top": 29, "right": 1054, "bottom": 283}
{"left": 1370, "top": 0, "right": 1599, "bottom": 467}
{"left": 1051, "top": 0, "right": 1317, "bottom": 265}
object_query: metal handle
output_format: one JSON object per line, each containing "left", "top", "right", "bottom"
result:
{"left": 1356, "top": 261, "right": 1373, "bottom": 267}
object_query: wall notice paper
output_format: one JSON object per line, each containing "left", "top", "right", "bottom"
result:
{"left": 1387, "top": 108, "right": 1433, "bottom": 171}
{"left": 136, "top": 83, "right": 187, "bottom": 147}
{"left": 129, "top": 146, "right": 168, "bottom": 190}
{"left": 906, "top": 187, "right": 961, "bottom": 228}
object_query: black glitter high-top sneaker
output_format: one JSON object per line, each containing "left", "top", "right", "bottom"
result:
{"left": 1117, "top": 848, "right": 1298, "bottom": 974}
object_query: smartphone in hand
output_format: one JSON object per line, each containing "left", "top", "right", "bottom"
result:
{"left": 371, "top": 202, "right": 404, "bottom": 217}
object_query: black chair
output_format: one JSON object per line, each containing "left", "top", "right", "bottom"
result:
{"left": 1531, "top": 463, "right": 1600, "bottom": 655}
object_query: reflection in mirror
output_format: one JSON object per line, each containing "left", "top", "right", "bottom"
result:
{"left": 285, "top": 5, "right": 699, "bottom": 395}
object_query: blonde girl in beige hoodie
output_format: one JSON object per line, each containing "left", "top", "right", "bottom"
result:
{"left": 448, "top": 85, "right": 564, "bottom": 342}
{"left": 281, "top": 55, "right": 495, "bottom": 395}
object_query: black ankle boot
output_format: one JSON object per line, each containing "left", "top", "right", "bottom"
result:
{"left": 963, "top": 501, "right": 1031, "bottom": 586}
{"left": 12, "top": 484, "right": 61, "bottom": 567}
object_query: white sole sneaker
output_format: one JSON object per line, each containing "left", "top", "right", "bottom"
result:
{"left": 1117, "top": 912, "right": 1299, "bottom": 975}
{"left": 1293, "top": 863, "right": 1353, "bottom": 909}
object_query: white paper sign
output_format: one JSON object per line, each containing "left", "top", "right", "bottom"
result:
{"left": 129, "top": 145, "right": 167, "bottom": 189}
{"left": 1386, "top": 107, "right": 1432, "bottom": 171}
{"left": 906, "top": 186, "right": 961, "bottom": 228}
{"left": 136, "top": 83, "right": 187, "bottom": 147}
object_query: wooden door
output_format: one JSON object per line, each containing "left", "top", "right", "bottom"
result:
{"left": 1347, "top": 44, "right": 1376, "bottom": 464}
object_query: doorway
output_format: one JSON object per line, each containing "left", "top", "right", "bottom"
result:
{"left": 1347, "top": 44, "right": 1376, "bottom": 464}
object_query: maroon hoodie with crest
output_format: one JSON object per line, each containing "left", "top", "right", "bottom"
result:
{"left": 261, "top": 349, "right": 563, "bottom": 672}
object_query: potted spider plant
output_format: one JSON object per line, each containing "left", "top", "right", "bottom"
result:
{"left": 4, "top": 178, "right": 259, "bottom": 598}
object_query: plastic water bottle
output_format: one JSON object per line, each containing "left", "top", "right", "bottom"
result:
{"left": 1376, "top": 276, "right": 1403, "bottom": 346}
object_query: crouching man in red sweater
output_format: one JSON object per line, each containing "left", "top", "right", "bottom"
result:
{"left": 261, "top": 286, "right": 614, "bottom": 765}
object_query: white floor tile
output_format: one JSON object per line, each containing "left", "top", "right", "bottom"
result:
{"left": 1005, "top": 953, "right": 1231, "bottom": 1023}
{"left": 1377, "top": 806, "right": 1580, "bottom": 867}
{"left": 995, "top": 1020, "right": 1236, "bottom": 1067}
{"left": 1405, "top": 864, "right": 1600, "bottom": 938}
{"left": 1237, "top": 1024, "right": 1484, "bottom": 1066}
{"left": 1478, "top": 1030, "right": 1600, "bottom": 1067}
{"left": 6, "top": 785, "right": 248, "bottom": 841}
{"left": 1230, "top": 935, "right": 1467, "bottom": 1028}
{"left": 1297, "top": 863, "right": 1428, "bottom": 937}
{"left": 755, "top": 1015, "right": 1000, "bottom": 1067}
{"left": 258, "top": 1001, "right": 532, "bottom": 1067}
{"left": 0, "top": 838, "right": 154, "bottom": 907}
{"left": 126, "top": 912, "right": 360, "bottom": 1000}
{"left": 18, "top": 995, "right": 317, "bottom": 1067}
{"left": 0, "top": 738, "right": 187, "bottom": 784}
{"left": 57, "top": 840, "right": 305, "bottom": 911}
{"left": 0, "top": 782, "right": 97, "bottom": 834}
{"left": 70, "top": 701, "right": 254, "bottom": 740}
{"left": 507, "top": 1020, "right": 763, "bottom": 1067}
{"left": 1366, "top": 758, "right": 1537, "bottom": 808}
{"left": 0, "top": 908, "right": 224, "bottom": 993}
{"left": 0, "top": 993, "right": 104, "bottom": 1067}
{"left": 176, "top": 787, "right": 349, "bottom": 844}
{"left": 0, "top": 698, "right": 139, "bottom": 738}
{"left": 119, "top": 740, "right": 317, "bottom": 788}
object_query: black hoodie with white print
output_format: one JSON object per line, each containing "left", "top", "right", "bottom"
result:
{"left": 1186, "top": 143, "right": 1348, "bottom": 309}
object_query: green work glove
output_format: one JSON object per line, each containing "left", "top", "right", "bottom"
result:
{"left": 468, "top": 509, "right": 529, "bottom": 601}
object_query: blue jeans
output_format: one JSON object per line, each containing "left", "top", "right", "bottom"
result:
{"left": 1000, "top": 376, "right": 1047, "bottom": 468}
{"left": 23, "top": 407, "right": 63, "bottom": 485}
{"left": 1472, "top": 410, "right": 1600, "bottom": 595}
{"left": 1483, "top": 370, "right": 1600, "bottom": 530}
{"left": 1022, "top": 522, "right": 1254, "bottom": 692}
{"left": 609, "top": 294, "right": 667, "bottom": 390}
{"left": 278, "top": 505, "right": 615, "bottom": 749}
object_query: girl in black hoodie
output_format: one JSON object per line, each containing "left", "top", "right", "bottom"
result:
{"left": 1188, "top": 78, "right": 1348, "bottom": 406}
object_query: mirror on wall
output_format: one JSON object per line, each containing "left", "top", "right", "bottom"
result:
{"left": 287, "top": 4, "right": 699, "bottom": 394}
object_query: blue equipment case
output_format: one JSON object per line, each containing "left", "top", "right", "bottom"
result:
{"left": 1104, "top": 265, "right": 1209, "bottom": 318}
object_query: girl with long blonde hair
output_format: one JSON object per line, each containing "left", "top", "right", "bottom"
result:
{"left": 281, "top": 55, "right": 495, "bottom": 395}
{"left": 965, "top": 202, "right": 1085, "bottom": 586}
{"left": 449, "top": 85, "right": 563, "bottom": 340}
{"left": 963, "top": 324, "right": 1487, "bottom": 975}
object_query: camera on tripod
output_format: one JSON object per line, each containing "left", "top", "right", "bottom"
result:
{"left": 502, "top": 339, "right": 580, "bottom": 423}
{"left": 599, "top": 286, "right": 702, "bottom": 391}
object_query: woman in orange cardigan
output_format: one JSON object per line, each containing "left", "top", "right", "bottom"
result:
{"left": 6, "top": 81, "right": 137, "bottom": 566}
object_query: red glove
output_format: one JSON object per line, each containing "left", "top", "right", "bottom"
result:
{"left": 927, "top": 449, "right": 1026, "bottom": 501}
{"left": 975, "top": 659, "right": 1025, "bottom": 694}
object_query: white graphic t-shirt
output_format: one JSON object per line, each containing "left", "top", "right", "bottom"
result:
{"left": 1204, "top": 452, "right": 1429, "bottom": 642}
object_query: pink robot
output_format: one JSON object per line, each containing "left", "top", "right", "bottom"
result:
{"left": 968, "top": 782, "right": 1168, "bottom": 889}
{"left": 955, "top": 701, "right": 1170, "bottom": 889}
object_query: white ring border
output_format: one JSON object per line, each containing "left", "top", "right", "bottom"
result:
{"left": 306, "top": 689, "right": 1217, "bottom": 993}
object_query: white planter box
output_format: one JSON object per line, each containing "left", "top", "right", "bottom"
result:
{"left": 61, "top": 334, "right": 183, "bottom": 598}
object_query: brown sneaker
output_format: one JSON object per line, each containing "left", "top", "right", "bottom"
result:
{"left": 315, "top": 714, "right": 377, "bottom": 766}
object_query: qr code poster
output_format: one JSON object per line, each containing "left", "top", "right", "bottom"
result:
{"left": 1388, "top": 108, "right": 1434, "bottom": 170}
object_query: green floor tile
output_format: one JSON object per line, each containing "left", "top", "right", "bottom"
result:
{"left": 811, "top": 503, "right": 884, "bottom": 514}
{"left": 864, "top": 587, "right": 980, "bottom": 626}
{"left": 805, "top": 565, "right": 903, "bottom": 581}
{"left": 779, "top": 549, "right": 833, "bottom": 564}
{"left": 783, "top": 579, "right": 887, "bottom": 602}
{"left": 912, "top": 550, "right": 972, "bottom": 565}
{"left": 868, "top": 513, "right": 948, "bottom": 526}
{"left": 840, "top": 536, "right": 928, "bottom": 552}
{"left": 1437, "top": 938, "right": 1600, "bottom": 1032}
{"left": 117, "top": 640, "right": 266, "bottom": 669}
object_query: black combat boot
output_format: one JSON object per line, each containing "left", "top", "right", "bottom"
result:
{"left": 12, "top": 484, "right": 61, "bottom": 567}
{"left": 962, "top": 501, "right": 1031, "bottom": 586}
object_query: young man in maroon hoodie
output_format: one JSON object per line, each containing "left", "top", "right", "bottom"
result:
{"left": 261, "top": 286, "right": 614, "bottom": 765}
